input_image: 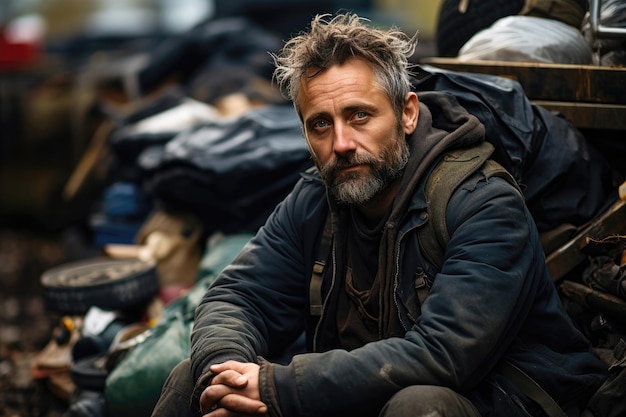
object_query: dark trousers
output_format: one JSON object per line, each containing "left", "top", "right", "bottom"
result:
{"left": 151, "top": 359, "right": 482, "bottom": 417}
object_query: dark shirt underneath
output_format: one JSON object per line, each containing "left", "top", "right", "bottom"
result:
{"left": 336, "top": 207, "right": 386, "bottom": 350}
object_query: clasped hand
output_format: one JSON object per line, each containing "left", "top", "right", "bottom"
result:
{"left": 199, "top": 361, "right": 268, "bottom": 417}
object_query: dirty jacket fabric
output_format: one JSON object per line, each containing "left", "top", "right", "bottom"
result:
{"left": 190, "top": 92, "right": 607, "bottom": 417}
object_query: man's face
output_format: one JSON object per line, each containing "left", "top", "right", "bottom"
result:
{"left": 298, "top": 58, "right": 416, "bottom": 205}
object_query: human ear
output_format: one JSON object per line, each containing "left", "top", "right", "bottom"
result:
{"left": 402, "top": 92, "right": 419, "bottom": 134}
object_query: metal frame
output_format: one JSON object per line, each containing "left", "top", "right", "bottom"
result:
{"left": 589, "top": 0, "right": 626, "bottom": 40}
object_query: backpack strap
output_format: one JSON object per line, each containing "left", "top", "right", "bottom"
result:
{"left": 310, "top": 213, "right": 332, "bottom": 318}
{"left": 419, "top": 140, "right": 519, "bottom": 273}
{"left": 418, "top": 144, "right": 566, "bottom": 417}
{"left": 498, "top": 361, "right": 568, "bottom": 417}
{"left": 307, "top": 212, "right": 332, "bottom": 350}
{"left": 416, "top": 141, "right": 520, "bottom": 305}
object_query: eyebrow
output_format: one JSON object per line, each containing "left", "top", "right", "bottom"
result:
{"left": 344, "top": 103, "right": 378, "bottom": 115}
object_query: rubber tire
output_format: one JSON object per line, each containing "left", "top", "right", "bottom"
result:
{"left": 436, "top": 0, "right": 525, "bottom": 57}
{"left": 41, "top": 258, "right": 158, "bottom": 315}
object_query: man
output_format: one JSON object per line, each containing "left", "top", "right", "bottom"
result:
{"left": 152, "top": 13, "right": 606, "bottom": 417}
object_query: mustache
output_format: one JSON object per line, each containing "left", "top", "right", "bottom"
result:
{"left": 322, "top": 151, "right": 382, "bottom": 174}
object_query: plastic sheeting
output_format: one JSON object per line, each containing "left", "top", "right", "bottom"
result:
{"left": 136, "top": 105, "right": 313, "bottom": 234}
{"left": 458, "top": 15, "right": 593, "bottom": 64}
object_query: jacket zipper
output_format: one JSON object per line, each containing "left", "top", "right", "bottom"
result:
{"left": 392, "top": 223, "right": 405, "bottom": 331}
{"left": 393, "top": 221, "right": 424, "bottom": 331}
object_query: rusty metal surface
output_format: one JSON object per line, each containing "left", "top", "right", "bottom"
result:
{"left": 532, "top": 101, "right": 626, "bottom": 131}
{"left": 420, "top": 58, "right": 626, "bottom": 105}
{"left": 419, "top": 58, "right": 626, "bottom": 132}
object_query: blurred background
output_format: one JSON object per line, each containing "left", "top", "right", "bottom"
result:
{"left": 2, "top": 1, "right": 626, "bottom": 416}
{"left": 0, "top": 0, "right": 439, "bottom": 232}
{"left": 0, "top": 2, "right": 441, "bottom": 416}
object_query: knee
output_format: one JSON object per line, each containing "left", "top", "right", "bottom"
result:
{"left": 380, "top": 385, "right": 480, "bottom": 417}
{"left": 157, "top": 358, "right": 195, "bottom": 405}
{"left": 151, "top": 359, "right": 197, "bottom": 417}
{"left": 162, "top": 358, "right": 193, "bottom": 393}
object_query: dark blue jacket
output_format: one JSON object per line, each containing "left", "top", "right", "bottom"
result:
{"left": 190, "top": 92, "right": 607, "bottom": 417}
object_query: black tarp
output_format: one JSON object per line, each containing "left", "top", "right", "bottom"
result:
{"left": 413, "top": 65, "right": 622, "bottom": 233}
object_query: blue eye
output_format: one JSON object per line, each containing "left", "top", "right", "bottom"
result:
{"left": 314, "top": 120, "right": 329, "bottom": 128}
{"left": 355, "top": 111, "right": 367, "bottom": 119}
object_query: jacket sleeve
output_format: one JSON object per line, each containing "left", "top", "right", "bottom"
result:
{"left": 265, "top": 175, "right": 556, "bottom": 417}
{"left": 189, "top": 175, "right": 327, "bottom": 384}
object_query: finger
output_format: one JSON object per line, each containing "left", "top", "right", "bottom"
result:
{"left": 219, "top": 393, "right": 267, "bottom": 415}
{"left": 211, "top": 369, "right": 248, "bottom": 388}
{"left": 200, "top": 384, "right": 233, "bottom": 414}
{"left": 201, "top": 404, "right": 219, "bottom": 417}
{"left": 210, "top": 360, "right": 245, "bottom": 374}
{"left": 201, "top": 394, "right": 267, "bottom": 416}
{"left": 201, "top": 406, "right": 229, "bottom": 417}
{"left": 202, "top": 387, "right": 267, "bottom": 415}
{"left": 200, "top": 384, "right": 234, "bottom": 408}
{"left": 202, "top": 407, "right": 245, "bottom": 417}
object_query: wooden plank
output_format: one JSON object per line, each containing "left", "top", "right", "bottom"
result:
{"left": 533, "top": 101, "right": 626, "bottom": 130}
{"left": 420, "top": 57, "right": 626, "bottom": 105}
{"left": 559, "top": 280, "right": 626, "bottom": 321}
{"left": 546, "top": 199, "right": 626, "bottom": 282}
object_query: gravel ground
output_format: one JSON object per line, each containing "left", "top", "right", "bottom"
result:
{"left": 0, "top": 228, "right": 89, "bottom": 417}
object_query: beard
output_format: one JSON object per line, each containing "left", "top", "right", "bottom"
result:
{"left": 316, "top": 127, "right": 409, "bottom": 205}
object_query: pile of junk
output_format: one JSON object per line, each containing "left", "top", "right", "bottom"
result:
{"left": 27, "top": 5, "right": 626, "bottom": 417}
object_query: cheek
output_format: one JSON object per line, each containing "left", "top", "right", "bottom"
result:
{"left": 307, "top": 139, "right": 333, "bottom": 165}
{"left": 366, "top": 127, "right": 396, "bottom": 156}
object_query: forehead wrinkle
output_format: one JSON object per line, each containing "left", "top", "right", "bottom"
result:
{"left": 299, "top": 59, "right": 387, "bottom": 123}
{"left": 302, "top": 80, "right": 380, "bottom": 111}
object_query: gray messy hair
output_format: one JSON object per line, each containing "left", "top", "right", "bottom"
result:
{"left": 271, "top": 12, "right": 418, "bottom": 119}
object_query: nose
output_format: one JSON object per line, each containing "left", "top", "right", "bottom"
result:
{"left": 333, "top": 123, "right": 357, "bottom": 155}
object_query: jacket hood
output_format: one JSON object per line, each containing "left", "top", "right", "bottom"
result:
{"left": 390, "top": 91, "right": 485, "bottom": 224}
